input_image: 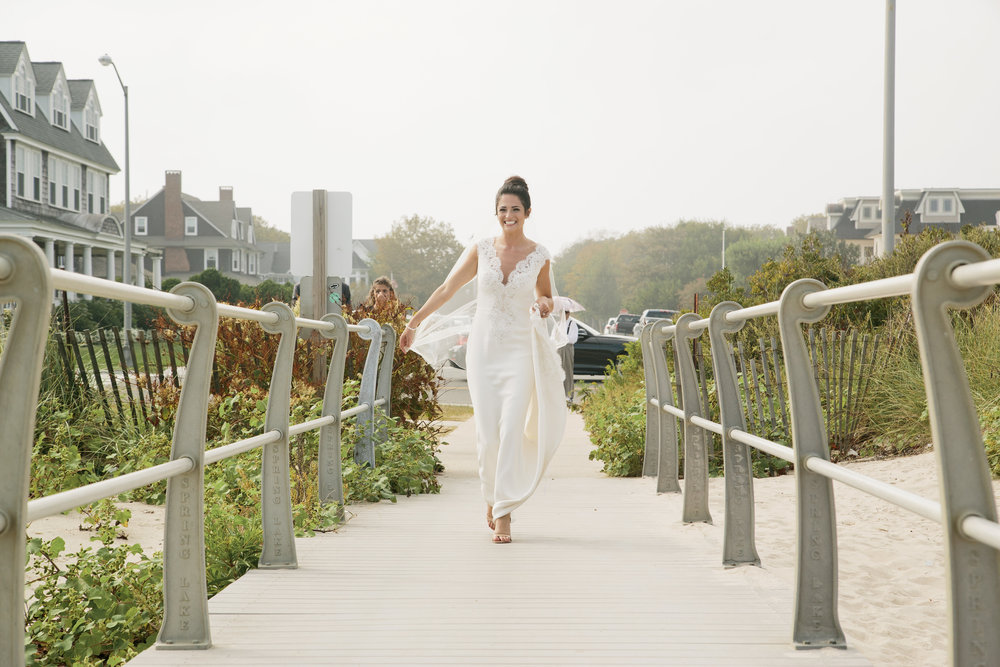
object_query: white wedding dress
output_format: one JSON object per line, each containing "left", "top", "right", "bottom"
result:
{"left": 465, "top": 238, "right": 567, "bottom": 519}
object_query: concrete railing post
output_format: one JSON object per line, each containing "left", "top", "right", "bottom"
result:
{"left": 652, "top": 322, "right": 681, "bottom": 494}
{"left": 355, "top": 318, "right": 382, "bottom": 467}
{"left": 317, "top": 313, "right": 349, "bottom": 509}
{"left": 777, "top": 279, "right": 845, "bottom": 650}
{"left": 0, "top": 237, "right": 52, "bottom": 667}
{"left": 374, "top": 323, "right": 396, "bottom": 445}
{"left": 674, "top": 313, "right": 712, "bottom": 523}
{"left": 157, "top": 282, "right": 218, "bottom": 650}
{"left": 708, "top": 302, "right": 760, "bottom": 568}
{"left": 258, "top": 302, "right": 298, "bottom": 569}
{"left": 640, "top": 320, "right": 660, "bottom": 476}
{"left": 911, "top": 241, "right": 1000, "bottom": 665}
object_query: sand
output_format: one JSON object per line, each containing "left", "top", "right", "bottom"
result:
{"left": 25, "top": 448, "right": 995, "bottom": 666}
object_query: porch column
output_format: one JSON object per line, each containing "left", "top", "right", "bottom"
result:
{"left": 134, "top": 251, "right": 145, "bottom": 287}
{"left": 152, "top": 255, "right": 162, "bottom": 290}
{"left": 107, "top": 248, "right": 116, "bottom": 281}
{"left": 82, "top": 245, "right": 93, "bottom": 300}
{"left": 44, "top": 239, "right": 55, "bottom": 267}
{"left": 63, "top": 241, "right": 76, "bottom": 301}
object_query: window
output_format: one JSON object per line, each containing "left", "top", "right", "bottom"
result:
{"left": 231, "top": 219, "right": 238, "bottom": 238}
{"left": 205, "top": 248, "right": 218, "bottom": 270}
{"left": 232, "top": 249, "right": 241, "bottom": 272}
{"left": 928, "top": 198, "right": 939, "bottom": 214}
{"left": 16, "top": 146, "right": 42, "bottom": 201}
{"left": 87, "top": 171, "right": 107, "bottom": 213}
{"left": 13, "top": 59, "right": 34, "bottom": 114}
{"left": 84, "top": 98, "right": 99, "bottom": 142}
{"left": 942, "top": 198, "right": 953, "bottom": 213}
{"left": 248, "top": 252, "right": 256, "bottom": 274}
{"left": 135, "top": 216, "right": 148, "bottom": 236}
{"left": 71, "top": 165, "right": 80, "bottom": 211}
{"left": 47, "top": 156, "right": 75, "bottom": 209}
{"left": 185, "top": 216, "right": 198, "bottom": 236}
{"left": 51, "top": 80, "right": 69, "bottom": 129}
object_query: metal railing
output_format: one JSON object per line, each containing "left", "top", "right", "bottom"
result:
{"left": 0, "top": 236, "right": 398, "bottom": 664}
{"left": 639, "top": 239, "right": 1000, "bottom": 665}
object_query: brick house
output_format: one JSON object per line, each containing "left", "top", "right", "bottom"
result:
{"left": 130, "top": 170, "right": 267, "bottom": 283}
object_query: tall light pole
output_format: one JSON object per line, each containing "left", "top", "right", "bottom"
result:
{"left": 98, "top": 53, "right": 132, "bottom": 363}
{"left": 881, "top": 0, "right": 896, "bottom": 256}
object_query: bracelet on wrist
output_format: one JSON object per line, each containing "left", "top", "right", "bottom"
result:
{"left": 405, "top": 323, "right": 418, "bottom": 332}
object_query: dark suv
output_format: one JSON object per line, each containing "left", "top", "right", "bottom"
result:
{"left": 613, "top": 313, "right": 640, "bottom": 336}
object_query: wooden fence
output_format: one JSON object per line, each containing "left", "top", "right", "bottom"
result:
{"left": 53, "top": 327, "right": 192, "bottom": 428}
{"left": 681, "top": 324, "right": 909, "bottom": 453}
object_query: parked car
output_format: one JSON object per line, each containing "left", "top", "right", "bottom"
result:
{"left": 632, "top": 308, "right": 681, "bottom": 337}
{"left": 612, "top": 313, "right": 641, "bottom": 335}
{"left": 447, "top": 318, "right": 630, "bottom": 376}
{"left": 603, "top": 317, "right": 617, "bottom": 335}
{"left": 572, "top": 318, "right": 633, "bottom": 375}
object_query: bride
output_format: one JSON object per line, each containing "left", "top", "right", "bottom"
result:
{"left": 399, "top": 175, "right": 567, "bottom": 543}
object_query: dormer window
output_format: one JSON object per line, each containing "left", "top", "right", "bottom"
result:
{"left": 850, "top": 200, "right": 882, "bottom": 227}
{"left": 185, "top": 216, "right": 198, "bottom": 236}
{"left": 917, "top": 192, "right": 962, "bottom": 224}
{"left": 14, "top": 59, "right": 34, "bottom": 114}
{"left": 51, "top": 79, "right": 69, "bottom": 130}
{"left": 84, "top": 97, "right": 99, "bottom": 142}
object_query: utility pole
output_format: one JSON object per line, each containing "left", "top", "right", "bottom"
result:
{"left": 881, "top": 0, "right": 896, "bottom": 256}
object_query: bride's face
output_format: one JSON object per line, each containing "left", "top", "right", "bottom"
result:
{"left": 496, "top": 194, "right": 530, "bottom": 232}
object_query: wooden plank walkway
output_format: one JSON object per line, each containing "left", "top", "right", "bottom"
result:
{"left": 128, "top": 413, "right": 870, "bottom": 666}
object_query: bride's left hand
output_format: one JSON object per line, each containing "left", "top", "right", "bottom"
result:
{"left": 534, "top": 296, "right": 553, "bottom": 318}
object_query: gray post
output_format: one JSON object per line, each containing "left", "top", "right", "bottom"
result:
{"left": 355, "top": 318, "right": 382, "bottom": 467}
{"left": 374, "top": 323, "right": 397, "bottom": 446}
{"left": 673, "top": 313, "right": 711, "bottom": 524}
{"left": 258, "top": 302, "right": 298, "bottom": 569}
{"left": 640, "top": 320, "right": 660, "bottom": 477}
{"left": 707, "top": 302, "right": 760, "bottom": 568}
{"left": 0, "top": 237, "right": 52, "bottom": 667}
{"left": 910, "top": 241, "right": 1000, "bottom": 664}
{"left": 651, "top": 322, "right": 681, "bottom": 493}
{"left": 776, "top": 279, "right": 845, "bottom": 650}
{"left": 157, "top": 282, "right": 218, "bottom": 650}
{"left": 317, "top": 313, "right": 349, "bottom": 509}
{"left": 881, "top": 0, "right": 896, "bottom": 256}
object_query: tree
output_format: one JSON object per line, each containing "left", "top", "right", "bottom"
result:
{"left": 252, "top": 215, "right": 290, "bottom": 243}
{"left": 372, "top": 215, "right": 463, "bottom": 304}
{"left": 186, "top": 268, "right": 242, "bottom": 304}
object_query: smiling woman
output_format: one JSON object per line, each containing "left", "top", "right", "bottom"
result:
{"left": 399, "top": 175, "right": 567, "bottom": 544}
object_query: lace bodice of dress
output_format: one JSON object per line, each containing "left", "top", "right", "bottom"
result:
{"left": 475, "top": 237, "right": 551, "bottom": 341}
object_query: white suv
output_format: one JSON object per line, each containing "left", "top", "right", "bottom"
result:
{"left": 632, "top": 309, "right": 680, "bottom": 337}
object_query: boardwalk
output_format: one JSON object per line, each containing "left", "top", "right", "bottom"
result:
{"left": 128, "top": 413, "right": 870, "bottom": 666}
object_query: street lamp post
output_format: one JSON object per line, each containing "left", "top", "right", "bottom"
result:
{"left": 99, "top": 54, "right": 132, "bottom": 364}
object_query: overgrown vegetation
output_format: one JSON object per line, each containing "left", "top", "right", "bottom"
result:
{"left": 23, "top": 298, "right": 444, "bottom": 665}
{"left": 581, "top": 225, "right": 1000, "bottom": 480}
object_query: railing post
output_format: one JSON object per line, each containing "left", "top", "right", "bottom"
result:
{"left": 355, "top": 317, "right": 382, "bottom": 467}
{"left": 777, "top": 279, "right": 845, "bottom": 650}
{"left": 640, "top": 320, "right": 659, "bottom": 476}
{"left": 911, "top": 241, "right": 1000, "bottom": 665}
{"left": 374, "top": 323, "right": 396, "bottom": 445}
{"left": 0, "top": 237, "right": 52, "bottom": 667}
{"left": 641, "top": 320, "right": 681, "bottom": 492}
{"left": 674, "top": 313, "right": 711, "bottom": 523}
{"left": 652, "top": 322, "right": 681, "bottom": 493}
{"left": 708, "top": 302, "right": 760, "bottom": 568}
{"left": 157, "top": 282, "right": 218, "bottom": 650}
{"left": 258, "top": 302, "right": 298, "bottom": 569}
{"left": 318, "top": 313, "right": 349, "bottom": 509}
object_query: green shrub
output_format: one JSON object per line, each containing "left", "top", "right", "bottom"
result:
{"left": 581, "top": 341, "right": 647, "bottom": 476}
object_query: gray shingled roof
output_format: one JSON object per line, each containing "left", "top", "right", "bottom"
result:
{"left": 31, "top": 62, "right": 61, "bottom": 93}
{"left": 185, "top": 200, "right": 234, "bottom": 236}
{"left": 0, "top": 90, "right": 119, "bottom": 171}
{"left": 67, "top": 80, "right": 93, "bottom": 111}
{"left": 0, "top": 42, "right": 26, "bottom": 76}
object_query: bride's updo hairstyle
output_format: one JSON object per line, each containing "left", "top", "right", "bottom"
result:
{"left": 495, "top": 175, "right": 531, "bottom": 212}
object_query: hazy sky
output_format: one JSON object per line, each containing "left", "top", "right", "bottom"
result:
{"left": 8, "top": 1, "right": 1000, "bottom": 254}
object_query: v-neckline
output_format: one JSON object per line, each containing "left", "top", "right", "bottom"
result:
{"left": 488, "top": 239, "right": 538, "bottom": 286}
